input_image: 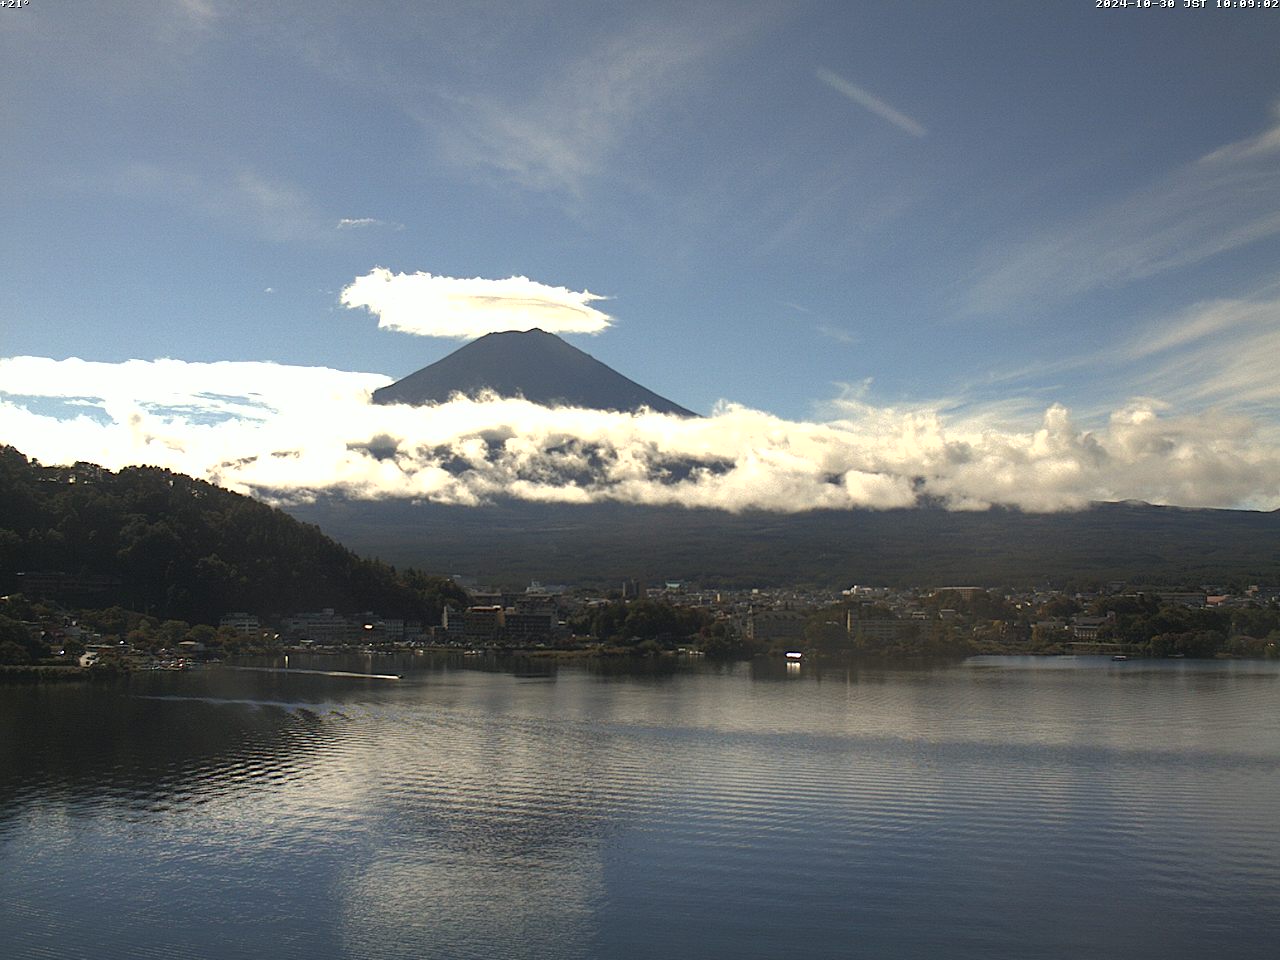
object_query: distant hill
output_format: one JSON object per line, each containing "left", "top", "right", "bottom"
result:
{"left": 284, "top": 496, "right": 1280, "bottom": 590}
{"left": 0, "top": 447, "right": 465, "bottom": 623}
{"left": 372, "top": 328, "right": 697, "bottom": 416}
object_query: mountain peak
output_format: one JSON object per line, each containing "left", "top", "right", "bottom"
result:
{"left": 372, "top": 330, "right": 697, "bottom": 416}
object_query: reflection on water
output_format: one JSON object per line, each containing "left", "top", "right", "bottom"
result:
{"left": 1, "top": 655, "right": 1278, "bottom": 959}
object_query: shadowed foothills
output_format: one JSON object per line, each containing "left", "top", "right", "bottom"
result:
{"left": 285, "top": 496, "right": 1280, "bottom": 589}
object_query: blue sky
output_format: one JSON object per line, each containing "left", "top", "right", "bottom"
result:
{"left": 3, "top": 1, "right": 1280, "bottom": 511}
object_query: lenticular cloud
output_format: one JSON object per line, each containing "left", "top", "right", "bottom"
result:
{"left": 340, "top": 268, "right": 613, "bottom": 339}
{"left": 1, "top": 356, "right": 1279, "bottom": 513}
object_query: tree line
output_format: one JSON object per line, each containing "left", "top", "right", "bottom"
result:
{"left": 0, "top": 446, "right": 467, "bottom": 629}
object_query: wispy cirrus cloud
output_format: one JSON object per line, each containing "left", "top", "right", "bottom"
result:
{"left": 935, "top": 273, "right": 1280, "bottom": 431}
{"left": 174, "top": 0, "right": 219, "bottom": 27}
{"left": 815, "top": 67, "right": 927, "bottom": 139}
{"left": 967, "top": 109, "right": 1280, "bottom": 314}
{"left": 815, "top": 324, "right": 857, "bottom": 345}
{"left": 433, "top": 8, "right": 762, "bottom": 196}
{"left": 337, "top": 217, "right": 404, "bottom": 231}
{"left": 340, "top": 268, "right": 614, "bottom": 339}
{"left": 118, "top": 162, "right": 330, "bottom": 242}
{"left": 780, "top": 302, "right": 858, "bottom": 346}
{"left": 819, "top": 66, "right": 931, "bottom": 138}
{"left": 1120, "top": 287, "right": 1280, "bottom": 411}
{"left": 3, "top": 356, "right": 1279, "bottom": 512}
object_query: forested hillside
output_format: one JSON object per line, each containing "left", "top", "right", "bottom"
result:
{"left": 286, "top": 494, "right": 1280, "bottom": 589}
{"left": 0, "top": 447, "right": 466, "bottom": 624}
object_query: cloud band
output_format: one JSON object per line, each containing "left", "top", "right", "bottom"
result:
{"left": 2, "top": 356, "right": 1278, "bottom": 514}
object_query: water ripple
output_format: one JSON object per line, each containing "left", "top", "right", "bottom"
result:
{"left": 1, "top": 656, "right": 1278, "bottom": 959}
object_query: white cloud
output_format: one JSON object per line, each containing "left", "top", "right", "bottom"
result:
{"left": 3, "top": 356, "right": 1279, "bottom": 513}
{"left": 815, "top": 67, "right": 927, "bottom": 139}
{"left": 340, "top": 268, "right": 614, "bottom": 339}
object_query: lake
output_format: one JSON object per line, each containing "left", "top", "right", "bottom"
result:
{"left": 2, "top": 654, "right": 1278, "bottom": 959}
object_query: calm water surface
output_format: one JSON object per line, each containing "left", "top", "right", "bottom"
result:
{"left": 2, "top": 655, "right": 1278, "bottom": 959}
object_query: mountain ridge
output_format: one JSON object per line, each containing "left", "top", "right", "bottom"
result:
{"left": 371, "top": 328, "right": 696, "bottom": 416}
{"left": 283, "top": 495, "right": 1280, "bottom": 590}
